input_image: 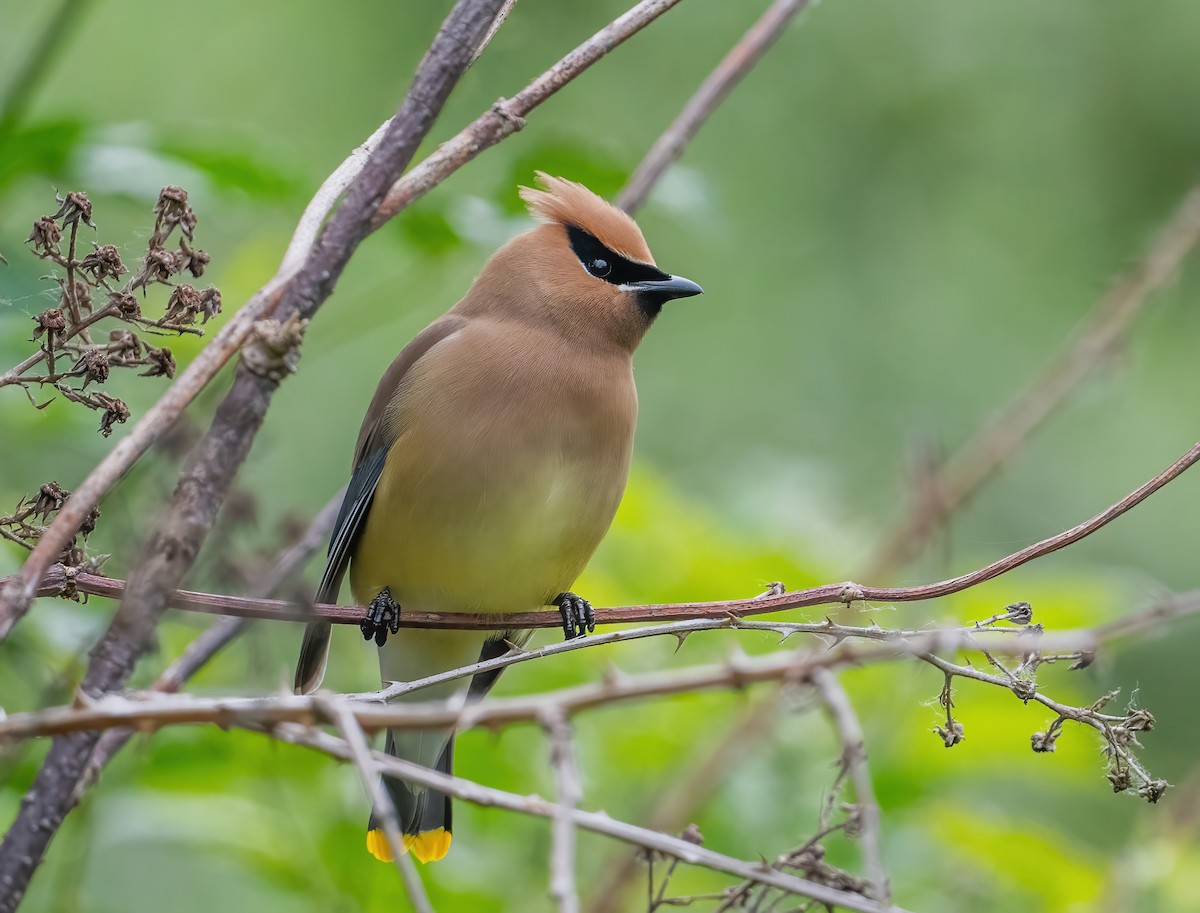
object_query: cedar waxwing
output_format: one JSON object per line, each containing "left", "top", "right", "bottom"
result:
{"left": 294, "top": 173, "right": 702, "bottom": 864}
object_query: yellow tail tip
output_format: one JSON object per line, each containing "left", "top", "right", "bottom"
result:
{"left": 366, "top": 828, "right": 451, "bottom": 864}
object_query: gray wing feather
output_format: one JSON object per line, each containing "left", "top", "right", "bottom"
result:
{"left": 294, "top": 446, "right": 388, "bottom": 694}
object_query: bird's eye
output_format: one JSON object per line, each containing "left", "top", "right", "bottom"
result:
{"left": 588, "top": 258, "right": 611, "bottom": 278}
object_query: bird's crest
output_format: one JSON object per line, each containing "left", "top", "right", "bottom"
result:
{"left": 519, "top": 172, "right": 653, "bottom": 264}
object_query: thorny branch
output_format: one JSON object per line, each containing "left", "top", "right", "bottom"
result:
{"left": 0, "top": 595, "right": 1178, "bottom": 806}
{"left": 0, "top": 0, "right": 688, "bottom": 636}
{"left": 16, "top": 428, "right": 1200, "bottom": 631}
{"left": 810, "top": 669, "right": 888, "bottom": 904}
{"left": 0, "top": 3, "right": 512, "bottom": 908}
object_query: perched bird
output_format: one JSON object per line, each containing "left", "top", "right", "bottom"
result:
{"left": 294, "top": 173, "right": 702, "bottom": 864}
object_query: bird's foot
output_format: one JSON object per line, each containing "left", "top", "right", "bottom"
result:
{"left": 362, "top": 587, "right": 402, "bottom": 647}
{"left": 553, "top": 592, "right": 594, "bottom": 640}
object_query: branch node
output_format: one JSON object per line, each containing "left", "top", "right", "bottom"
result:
{"left": 491, "top": 98, "right": 526, "bottom": 130}
{"left": 241, "top": 314, "right": 307, "bottom": 380}
{"left": 837, "top": 583, "right": 865, "bottom": 605}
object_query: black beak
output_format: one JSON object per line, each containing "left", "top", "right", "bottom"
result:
{"left": 626, "top": 274, "right": 704, "bottom": 301}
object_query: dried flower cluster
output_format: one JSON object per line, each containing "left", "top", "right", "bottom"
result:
{"left": 2, "top": 187, "right": 221, "bottom": 436}
{"left": 0, "top": 482, "right": 104, "bottom": 577}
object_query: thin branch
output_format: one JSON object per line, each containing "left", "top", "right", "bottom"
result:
{"left": 19, "top": 432, "right": 1200, "bottom": 631}
{"left": 865, "top": 184, "right": 1200, "bottom": 580}
{"left": 0, "top": 619, "right": 1159, "bottom": 742}
{"left": 371, "top": 0, "right": 688, "bottom": 227}
{"left": 616, "top": 0, "right": 811, "bottom": 214}
{"left": 316, "top": 697, "right": 411, "bottom": 889}
{"left": 76, "top": 492, "right": 341, "bottom": 793}
{"left": 543, "top": 708, "right": 582, "bottom": 913}
{"left": 0, "top": 0, "right": 686, "bottom": 640}
{"left": 586, "top": 689, "right": 788, "bottom": 913}
{"left": 279, "top": 722, "right": 909, "bottom": 913}
{"left": 0, "top": 3, "right": 510, "bottom": 906}
{"left": 810, "top": 669, "right": 888, "bottom": 904}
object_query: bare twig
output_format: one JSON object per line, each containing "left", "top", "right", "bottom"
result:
{"left": 316, "top": 697, "right": 411, "bottom": 888}
{"left": 371, "top": 0, "right": 688, "bottom": 227}
{"left": 543, "top": 708, "right": 582, "bottom": 913}
{"left": 20, "top": 432, "right": 1200, "bottom": 632}
{"left": 616, "top": 0, "right": 812, "bottom": 214}
{"left": 0, "top": 0, "right": 686, "bottom": 635}
{"left": 586, "top": 690, "right": 787, "bottom": 913}
{"left": 0, "top": 4, "right": 510, "bottom": 906}
{"left": 810, "top": 669, "right": 888, "bottom": 904}
{"left": 280, "top": 722, "right": 909, "bottom": 913}
{"left": 77, "top": 492, "right": 341, "bottom": 792}
{"left": 0, "top": 620, "right": 1160, "bottom": 751}
{"left": 865, "top": 184, "right": 1200, "bottom": 580}
{"left": 469, "top": 0, "right": 519, "bottom": 67}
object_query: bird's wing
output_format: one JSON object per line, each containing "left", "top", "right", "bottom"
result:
{"left": 294, "top": 315, "right": 466, "bottom": 694}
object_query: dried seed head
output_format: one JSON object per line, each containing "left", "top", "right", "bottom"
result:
{"left": 1124, "top": 708, "right": 1155, "bottom": 732}
{"left": 1010, "top": 679, "right": 1037, "bottom": 702}
{"left": 141, "top": 345, "right": 176, "bottom": 378}
{"left": 33, "top": 307, "right": 67, "bottom": 343}
{"left": 1106, "top": 766, "right": 1133, "bottom": 793}
{"left": 79, "top": 505, "right": 101, "bottom": 538}
{"left": 199, "top": 286, "right": 221, "bottom": 322}
{"left": 77, "top": 350, "right": 111, "bottom": 387}
{"left": 27, "top": 216, "right": 62, "bottom": 254}
{"left": 1030, "top": 730, "right": 1058, "bottom": 753}
{"left": 138, "top": 248, "right": 180, "bottom": 286}
{"left": 934, "top": 721, "right": 965, "bottom": 748}
{"left": 1138, "top": 779, "right": 1168, "bottom": 804}
{"left": 183, "top": 245, "right": 210, "bottom": 278}
{"left": 153, "top": 186, "right": 196, "bottom": 243}
{"left": 108, "top": 290, "right": 141, "bottom": 319}
{"left": 1006, "top": 602, "right": 1034, "bottom": 625}
{"left": 1069, "top": 649, "right": 1096, "bottom": 671}
{"left": 79, "top": 243, "right": 126, "bottom": 281}
{"left": 33, "top": 482, "right": 69, "bottom": 519}
{"left": 108, "top": 328, "right": 142, "bottom": 357}
{"left": 165, "top": 283, "right": 202, "bottom": 324}
{"left": 52, "top": 191, "right": 95, "bottom": 228}
{"left": 155, "top": 186, "right": 189, "bottom": 221}
{"left": 96, "top": 394, "right": 130, "bottom": 437}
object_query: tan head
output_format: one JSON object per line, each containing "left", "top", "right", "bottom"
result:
{"left": 455, "top": 173, "right": 702, "bottom": 351}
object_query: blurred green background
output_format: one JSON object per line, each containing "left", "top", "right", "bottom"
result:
{"left": 3, "top": 1, "right": 1200, "bottom": 910}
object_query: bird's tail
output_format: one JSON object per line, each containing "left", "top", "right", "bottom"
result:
{"left": 294, "top": 622, "right": 331, "bottom": 695}
{"left": 366, "top": 729, "right": 455, "bottom": 864}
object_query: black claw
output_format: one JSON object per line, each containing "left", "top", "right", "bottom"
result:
{"left": 362, "top": 587, "right": 401, "bottom": 647}
{"left": 553, "top": 592, "right": 594, "bottom": 641}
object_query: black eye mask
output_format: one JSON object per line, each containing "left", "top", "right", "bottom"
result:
{"left": 566, "top": 225, "right": 670, "bottom": 287}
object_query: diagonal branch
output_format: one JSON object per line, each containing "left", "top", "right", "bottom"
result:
{"left": 0, "top": 3, "right": 509, "bottom": 908}
{"left": 543, "top": 707, "right": 582, "bottom": 913}
{"left": 616, "top": 0, "right": 813, "bottom": 215}
{"left": 75, "top": 491, "right": 340, "bottom": 796}
{"left": 316, "top": 697, "right": 413, "bottom": 893}
{"left": 276, "top": 721, "right": 911, "bottom": 913}
{"left": 18, "top": 431, "right": 1200, "bottom": 631}
{"left": 810, "top": 668, "right": 889, "bottom": 904}
{"left": 865, "top": 183, "right": 1200, "bottom": 580}
{"left": 0, "top": 0, "right": 688, "bottom": 638}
